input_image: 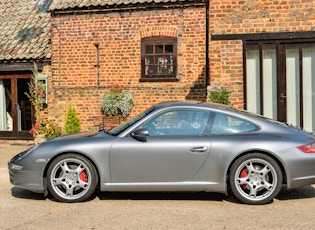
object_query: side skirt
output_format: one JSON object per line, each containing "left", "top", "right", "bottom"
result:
{"left": 100, "top": 181, "right": 225, "bottom": 193}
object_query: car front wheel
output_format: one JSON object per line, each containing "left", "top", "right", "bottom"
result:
{"left": 47, "top": 154, "right": 98, "bottom": 202}
{"left": 229, "top": 153, "right": 282, "bottom": 205}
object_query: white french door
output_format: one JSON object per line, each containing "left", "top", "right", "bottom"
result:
{"left": 245, "top": 43, "right": 315, "bottom": 134}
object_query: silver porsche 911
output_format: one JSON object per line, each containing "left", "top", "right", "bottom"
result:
{"left": 8, "top": 101, "right": 315, "bottom": 204}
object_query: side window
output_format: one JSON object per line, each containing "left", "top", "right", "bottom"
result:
{"left": 143, "top": 109, "right": 210, "bottom": 136}
{"left": 208, "top": 113, "right": 258, "bottom": 134}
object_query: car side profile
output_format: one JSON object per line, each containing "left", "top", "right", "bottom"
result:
{"left": 8, "top": 101, "right": 315, "bottom": 204}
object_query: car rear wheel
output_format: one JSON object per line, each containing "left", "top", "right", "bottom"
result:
{"left": 229, "top": 153, "right": 282, "bottom": 205}
{"left": 47, "top": 154, "right": 98, "bottom": 202}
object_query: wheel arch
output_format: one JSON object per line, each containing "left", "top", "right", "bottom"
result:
{"left": 42, "top": 151, "right": 101, "bottom": 192}
{"left": 226, "top": 150, "right": 288, "bottom": 186}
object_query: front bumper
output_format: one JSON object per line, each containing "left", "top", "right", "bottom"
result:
{"left": 8, "top": 155, "right": 46, "bottom": 193}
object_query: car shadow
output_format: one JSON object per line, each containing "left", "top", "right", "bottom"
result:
{"left": 97, "top": 186, "right": 315, "bottom": 203}
{"left": 10, "top": 185, "right": 315, "bottom": 203}
{"left": 276, "top": 185, "right": 315, "bottom": 200}
{"left": 11, "top": 187, "right": 46, "bottom": 200}
{"left": 97, "top": 191, "right": 229, "bottom": 202}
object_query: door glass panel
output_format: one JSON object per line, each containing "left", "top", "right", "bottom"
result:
{"left": 302, "top": 48, "right": 315, "bottom": 133}
{"left": 246, "top": 48, "right": 277, "bottom": 119}
{"left": 18, "top": 78, "right": 32, "bottom": 131}
{"left": 263, "top": 49, "right": 277, "bottom": 119}
{"left": 246, "top": 50, "right": 260, "bottom": 114}
{"left": 286, "top": 49, "right": 300, "bottom": 128}
{"left": 0, "top": 79, "right": 12, "bottom": 131}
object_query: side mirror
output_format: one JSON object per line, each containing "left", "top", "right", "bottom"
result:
{"left": 130, "top": 128, "right": 149, "bottom": 141}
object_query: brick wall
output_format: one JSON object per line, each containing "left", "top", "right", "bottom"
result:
{"left": 210, "top": 0, "right": 315, "bottom": 34}
{"left": 209, "top": 0, "right": 315, "bottom": 108}
{"left": 50, "top": 7, "right": 207, "bottom": 131}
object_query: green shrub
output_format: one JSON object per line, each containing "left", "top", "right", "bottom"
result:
{"left": 64, "top": 104, "right": 81, "bottom": 133}
{"left": 209, "top": 89, "right": 232, "bottom": 105}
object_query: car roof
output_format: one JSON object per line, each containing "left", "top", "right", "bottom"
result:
{"left": 154, "top": 100, "right": 234, "bottom": 111}
{"left": 153, "top": 101, "right": 272, "bottom": 124}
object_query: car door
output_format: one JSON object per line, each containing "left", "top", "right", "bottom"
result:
{"left": 109, "top": 109, "right": 211, "bottom": 183}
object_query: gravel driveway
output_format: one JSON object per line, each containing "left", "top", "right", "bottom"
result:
{"left": 1, "top": 144, "right": 315, "bottom": 229}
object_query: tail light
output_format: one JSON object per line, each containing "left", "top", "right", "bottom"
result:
{"left": 297, "top": 142, "right": 315, "bottom": 153}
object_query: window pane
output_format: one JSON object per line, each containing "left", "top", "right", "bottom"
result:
{"left": 145, "top": 56, "right": 153, "bottom": 64}
{"left": 246, "top": 50, "right": 260, "bottom": 114}
{"left": 0, "top": 80, "right": 11, "bottom": 131}
{"left": 146, "top": 45, "right": 153, "bottom": 54}
{"left": 157, "top": 56, "right": 168, "bottom": 74}
{"left": 263, "top": 49, "right": 277, "bottom": 120}
{"left": 165, "top": 45, "right": 173, "bottom": 54}
{"left": 156, "top": 45, "right": 163, "bottom": 54}
{"left": 167, "top": 55, "right": 174, "bottom": 74}
{"left": 286, "top": 49, "right": 300, "bottom": 128}
{"left": 302, "top": 48, "right": 315, "bottom": 133}
{"left": 145, "top": 66, "right": 155, "bottom": 75}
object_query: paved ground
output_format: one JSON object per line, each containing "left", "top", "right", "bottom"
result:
{"left": 1, "top": 143, "right": 315, "bottom": 230}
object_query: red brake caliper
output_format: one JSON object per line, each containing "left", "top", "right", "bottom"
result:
{"left": 80, "top": 171, "right": 88, "bottom": 182}
{"left": 241, "top": 169, "right": 248, "bottom": 189}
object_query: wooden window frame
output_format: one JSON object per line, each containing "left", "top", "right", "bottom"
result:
{"left": 141, "top": 36, "right": 178, "bottom": 82}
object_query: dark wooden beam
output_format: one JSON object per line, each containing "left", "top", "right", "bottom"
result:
{"left": 211, "top": 31, "right": 315, "bottom": 41}
{"left": 0, "top": 61, "right": 49, "bottom": 72}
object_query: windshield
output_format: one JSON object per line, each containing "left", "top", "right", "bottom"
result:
{"left": 109, "top": 106, "right": 156, "bottom": 136}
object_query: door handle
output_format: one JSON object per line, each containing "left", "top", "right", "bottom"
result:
{"left": 190, "top": 147, "right": 208, "bottom": 153}
{"left": 280, "top": 93, "right": 287, "bottom": 100}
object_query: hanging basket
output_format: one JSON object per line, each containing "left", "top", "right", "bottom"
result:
{"left": 94, "top": 114, "right": 123, "bottom": 130}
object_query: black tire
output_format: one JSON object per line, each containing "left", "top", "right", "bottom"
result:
{"left": 47, "top": 153, "right": 98, "bottom": 202}
{"left": 229, "top": 153, "right": 282, "bottom": 205}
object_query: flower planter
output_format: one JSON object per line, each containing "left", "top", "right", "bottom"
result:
{"left": 101, "top": 83, "right": 134, "bottom": 118}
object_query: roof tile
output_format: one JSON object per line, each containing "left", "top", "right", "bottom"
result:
{"left": 50, "top": 0, "right": 197, "bottom": 11}
{"left": 0, "top": 0, "right": 51, "bottom": 61}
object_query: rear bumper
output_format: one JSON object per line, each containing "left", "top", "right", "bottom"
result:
{"left": 278, "top": 148, "right": 315, "bottom": 189}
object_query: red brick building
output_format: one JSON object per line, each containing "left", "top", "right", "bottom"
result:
{"left": 48, "top": 0, "right": 208, "bottom": 130}
{"left": 1, "top": 0, "right": 315, "bottom": 141}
